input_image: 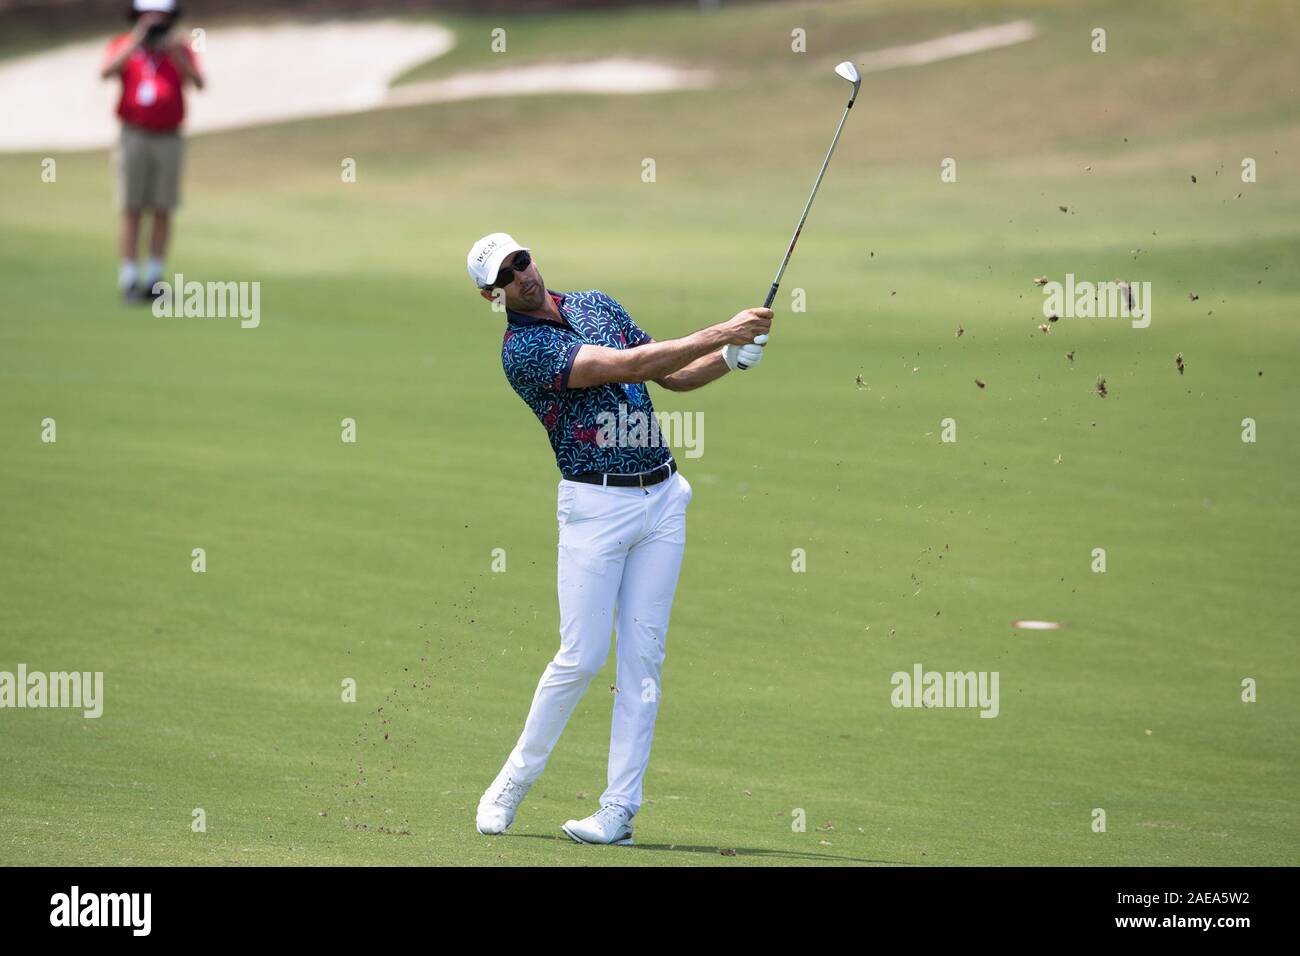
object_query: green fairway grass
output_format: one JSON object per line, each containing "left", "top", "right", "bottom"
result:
{"left": 1, "top": 0, "right": 1297, "bottom": 865}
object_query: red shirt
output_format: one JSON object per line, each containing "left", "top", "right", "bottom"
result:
{"left": 104, "top": 34, "right": 198, "bottom": 131}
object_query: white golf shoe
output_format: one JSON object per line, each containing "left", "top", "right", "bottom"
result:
{"left": 475, "top": 769, "right": 532, "bottom": 836}
{"left": 562, "top": 803, "right": 634, "bottom": 846}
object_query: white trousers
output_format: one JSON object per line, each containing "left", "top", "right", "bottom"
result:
{"left": 500, "top": 469, "right": 692, "bottom": 816}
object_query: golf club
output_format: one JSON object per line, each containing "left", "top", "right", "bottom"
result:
{"left": 762, "top": 60, "right": 862, "bottom": 311}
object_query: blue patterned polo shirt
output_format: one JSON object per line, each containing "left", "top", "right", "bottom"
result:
{"left": 501, "top": 289, "right": 674, "bottom": 477}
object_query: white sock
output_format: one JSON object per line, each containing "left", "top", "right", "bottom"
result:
{"left": 144, "top": 257, "right": 164, "bottom": 285}
{"left": 119, "top": 260, "right": 138, "bottom": 290}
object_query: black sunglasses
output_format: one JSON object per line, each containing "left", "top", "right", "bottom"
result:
{"left": 488, "top": 250, "right": 531, "bottom": 289}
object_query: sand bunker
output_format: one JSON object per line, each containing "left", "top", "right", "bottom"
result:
{"left": 384, "top": 58, "right": 713, "bottom": 109}
{"left": 0, "top": 15, "right": 1035, "bottom": 153}
{"left": 0, "top": 19, "right": 713, "bottom": 153}
{"left": 0, "top": 19, "right": 454, "bottom": 151}
{"left": 857, "top": 20, "right": 1037, "bottom": 73}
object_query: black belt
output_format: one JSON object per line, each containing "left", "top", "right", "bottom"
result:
{"left": 565, "top": 459, "right": 677, "bottom": 488}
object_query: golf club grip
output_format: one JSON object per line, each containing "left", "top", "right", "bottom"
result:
{"left": 763, "top": 282, "right": 778, "bottom": 310}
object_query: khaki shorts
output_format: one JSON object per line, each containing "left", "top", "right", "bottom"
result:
{"left": 114, "top": 124, "right": 184, "bottom": 211}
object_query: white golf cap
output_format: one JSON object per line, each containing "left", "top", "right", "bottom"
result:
{"left": 133, "top": 0, "right": 178, "bottom": 11}
{"left": 467, "top": 232, "right": 528, "bottom": 289}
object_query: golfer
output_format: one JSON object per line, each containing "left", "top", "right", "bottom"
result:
{"left": 101, "top": 0, "right": 204, "bottom": 302}
{"left": 468, "top": 232, "right": 770, "bottom": 845}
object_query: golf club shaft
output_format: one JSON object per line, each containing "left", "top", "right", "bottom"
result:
{"left": 763, "top": 99, "right": 855, "bottom": 310}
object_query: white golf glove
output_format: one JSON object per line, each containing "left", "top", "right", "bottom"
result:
{"left": 722, "top": 334, "right": 769, "bottom": 372}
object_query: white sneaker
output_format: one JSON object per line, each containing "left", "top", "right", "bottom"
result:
{"left": 562, "top": 803, "right": 634, "bottom": 846}
{"left": 476, "top": 769, "right": 532, "bottom": 836}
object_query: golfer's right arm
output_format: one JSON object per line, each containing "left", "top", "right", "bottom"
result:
{"left": 568, "top": 308, "right": 772, "bottom": 388}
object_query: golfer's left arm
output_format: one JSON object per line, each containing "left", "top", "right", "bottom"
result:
{"left": 607, "top": 295, "right": 766, "bottom": 392}
{"left": 654, "top": 351, "right": 728, "bottom": 392}
{"left": 653, "top": 336, "right": 768, "bottom": 392}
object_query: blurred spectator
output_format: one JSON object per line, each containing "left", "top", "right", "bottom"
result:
{"left": 101, "top": 0, "right": 204, "bottom": 302}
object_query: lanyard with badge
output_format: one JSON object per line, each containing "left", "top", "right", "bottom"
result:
{"left": 135, "top": 49, "right": 160, "bottom": 106}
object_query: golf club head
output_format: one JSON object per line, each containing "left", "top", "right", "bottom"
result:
{"left": 835, "top": 60, "right": 862, "bottom": 104}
